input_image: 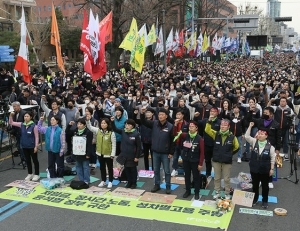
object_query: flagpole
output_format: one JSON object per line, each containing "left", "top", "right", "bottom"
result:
{"left": 191, "top": 0, "right": 195, "bottom": 67}
{"left": 162, "top": 9, "right": 167, "bottom": 73}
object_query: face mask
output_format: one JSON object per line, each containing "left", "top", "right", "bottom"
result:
{"left": 191, "top": 90, "right": 194, "bottom": 94}
{"left": 142, "top": 101, "right": 148, "bottom": 106}
{"left": 67, "top": 78, "right": 70, "bottom": 82}
{"left": 33, "top": 91, "right": 37, "bottom": 94}
{"left": 37, "top": 81, "right": 41, "bottom": 85}
{"left": 217, "top": 93, "right": 221, "bottom": 98}
{"left": 206, "top": 83, "right": 209, "bottom": 87}
{"left": 262, "top": 114, "right": 270, "bottom": 120}
{"left": 85, "top": 100, "right": 90, "bottom": 104}
{"left": 241, "top": 88, "right": 245, "bottom": 91}
{"left": 156, "top": 93, "right": 161, "bottom": 97}
{"left": 128, "top": 97, "right": 132, "bottom": 100}
{"left": 176, "top": 85, "right": 180, "bottom": 88}
{"left": 86, "top": 80, "right": 91, "bottom": 83}
{"left": 68, "top": 105, "right": 73, "bottom": 109}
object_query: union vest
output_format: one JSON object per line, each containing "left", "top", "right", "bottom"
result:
{"left": 48, "top": 110, "right": 63, "bottom": 128}
{"left": 45, "top": 126, "right": 62, "bottom": 153}
{"left": 20, "top": 123, "right": 35, "bottom": 149}
{"left": 212, "top": 132, "right": 235, "bottom": 164}
{"left": 249, "top": 141, "right": 271, "bottom": 174}
{"left": 151, "top": 121, "right": 173, "bottom": 154}
{"left": 96, "top": 131, "right": 112, "bottom": 156}
{"left": 182, "top": 135, "right": 201, "bottom": 163}
{"left": 274, "top": 107, "right": 291, "bottom": 129}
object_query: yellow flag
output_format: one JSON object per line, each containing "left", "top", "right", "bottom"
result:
{"left": 202, "top": 32, "right": 209, "bottom": 52}
{"left": 131, "top": 24, "right": 147, "bottom": 73}
{"left": 147, "top": 24, "right": 157, "bottom": 46}
{"left": 51, "top": 2, "right": 65, "bottom": 74}
{"left": 119, "top": 18, "right": 138, "bottom": 51}
{"left": 184, "top": 35, "right": 191, "bottom": 49}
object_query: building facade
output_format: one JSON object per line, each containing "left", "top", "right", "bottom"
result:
{"left": 267, "top": 0, "right": 281, "bottom": 18}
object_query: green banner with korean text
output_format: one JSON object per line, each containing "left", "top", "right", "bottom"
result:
{"left": 0, "top": 186, "right": 234, "bottom": 229}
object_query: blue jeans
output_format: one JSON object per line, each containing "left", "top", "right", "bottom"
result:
{"left": 48, "top": 151, "right": 64, "bottom": 178}
{"left": 153, "top": 152, "right": 171, "bottom": 187}
{"left": 245, "top": 127, "right": 258, "bottom": 154}
{"left": 172, "top": 145, "right": 182, "bottom": 170}
{"left": 237, "top": 136, "right": 243, "bottom": 158}
{"left": 76, "top": 158, "right": 90, "bottom": 183}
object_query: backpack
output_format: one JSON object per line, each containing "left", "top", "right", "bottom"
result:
{"left": 70, "top": 180, "right": 89, "bottom": 190}
{"left": 200, "top": 174, "right": 208, "bottom": 189}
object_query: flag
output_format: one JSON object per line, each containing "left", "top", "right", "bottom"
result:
{"left": 202, "top": 32, "right": 209, "bottom": 52}
{"left": 216, "top": 36, "right": 224, "bottom": 50}
{"left": 212, "top": 33, "right": 218, "bottom": 49}
{"left": 50, "top": 2, "right": 65, "bottom": 74}
{"left": 223, "top": 37, "right": 231, "bottom": 48}
{"left": 156, "top": 16, "right": 159, "bottom": 36}
{"left": 80, "top": 9, "right": 92, "bottom": 75}
{"left": 165, "top": 27, "right": 174, "bottom": 52}
{"left": 265, "top": 44, "right": 273, "bottom": 52}
{"left": 99, "top": 11, "right": 112, "bottom": 44}
{"left": 292, "top": 46, "right": 297, "bottom": 53}
{"left": 154, "top": 26, "right": 163, "bottom": 56}
{"left": 119, "top": 18, "right": 138, "bottom": 51}
{"left": 275, "top": 44, "right": 280, "bottom": 50}
{"left": 174, "top": 29, "right": 185, "bottom": 57}
{"left": 147, "top": 24, "right": 157, "bottom": 46}
{"left": 14, "top": 6, "right": 30, "bottom": 84}
{"left": 130, "top": 24, "right": 147, "bottom": 72}
{"left": 195, "top": 33, "right": 203, "bottom": 57}
{"left": 172, "top": 29, "right": 179, "bottom": 52}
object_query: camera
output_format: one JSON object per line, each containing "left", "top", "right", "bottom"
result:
{"left": 0, "top": 98, "right": 9, "bottom": 125}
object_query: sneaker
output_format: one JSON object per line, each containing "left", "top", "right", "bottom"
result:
{"left": 252, "top": 200, "right": 258, "bottom": 207}
{"left": 151, "top": 184, "right": 161, "bottom": 193}
{"left": 90, "top": 164, "right": 96, "bottom": 170}
{"left": 194, "top": 194, "right": 200, "bottom": 200}
{"left": 32, "top": 175, "right": 40, "bottom": 181}
{"left": 98, "top": 181, "right": 106, "bottom": 187}
{"left": 182, "top": 190, "right": 191, "bottom": 198}
{"left": 225, "top": 194, "right": 231, "bottom": 200}
{"left": 25, "top": 174, "right": 33, "bottom": 181}
{"left": 171, "top": 169, "right": 178, "bottom": 177}
{"left": 262, "top": 202, "right": 268, "bottom": 209}
{"left": 107, "top": 182, "right": 113, "bottom": 189}
{"left": 130, "top": 183, "right": 137, "bottom": 189}
{"left": 213, "top": 192, "right": 220, "bottom": 200}
{"left": 237, "top": 158, "right": 241, "bottom": 163}
{"left": 125, "top": 182, "right": 132, "bottom": 188}
{"left": 284, "top": 155, "right": 289, "bottom": 161}
{"left": 166, "top": 186, "right": 171, "bottom": 194}
{"left": 268, "top": 183, "right": 274, "bottom": 189}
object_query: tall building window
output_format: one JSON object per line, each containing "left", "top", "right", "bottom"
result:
{"left": 68, "top": 4, "right": 72, "bottom": 8}
{"left": 44, "top": 6, "right": 46, "bottom": 11}
{"left": 63, "top": 3, "right": 66, "bottom": 10}
{"left": 48, "top": 6, "right": 51, "bottom": 11}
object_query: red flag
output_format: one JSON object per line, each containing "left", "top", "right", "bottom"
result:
{"left": 80, "top": 9, "right": 92, "bottom": 74}
{"left": 15, "top": 6, "right": 31, "bottom": 84}
{"left": 174, "top": 30, "right": 185, "bottom": 57}
{"left": 99, "top": 11, "right": 112, "bottom": 44}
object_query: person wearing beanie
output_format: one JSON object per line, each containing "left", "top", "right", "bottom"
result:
{"left": 111, "top": 117, "right": 141, "bottom": 189}
{"left": 205, "top": 118, "right": 239, "bottom": 200}
{"left": 245, "top": 122, "right": 276, "bottom": 209}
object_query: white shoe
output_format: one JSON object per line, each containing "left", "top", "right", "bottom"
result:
{"left": 25, "top": 174, "right": 33, "bottom": 181}
{"left": 171, "top": 169, "right": 178, "bottom": 177}
{"left": 107, "top": 182, "right": 113, "bottom": 188}
{"left": 268, "top": 183, "right": 274, "bottom": 189}
{"left": 98, "top": 181, "right": 106, "bottom": 187}
{"left": 259, "top": 182, "right": 261, "bottom": 187}
{"left": 213, "top": 192, "right": 220, "bottom": 200}
{"left": 237, "top": 158, "right": 241, "bottom": 163}
{"left": 32, "top": 175, "right": 40, "bottom": 181}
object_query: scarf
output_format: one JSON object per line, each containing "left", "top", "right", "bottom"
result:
{"left": 189, "top": 132, "right": 197, "bottom": 139}
{"left": 78, "top": 127, "right": 86, "bottom": 135}
{"left": 219, "top": 129, "right": 229, "bottom": 136}
{"left": 173, "top": 130, "right": 182, "bottom": 142}
{"left": 211, "top": 117, "right": 217, "bottom": 122}
{"left": 263, "top": 119, "right": 273, "bottom": 127}
{"left": 125, "top": 128, "right": 135, "bottom": 133}
{"left": 258, "top": 140, "right": 267, "bottom": 148}
{"left": 23, "top": 121, "right": 34, "bottom": 126}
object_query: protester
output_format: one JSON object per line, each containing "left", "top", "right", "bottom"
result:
{"left": 245, "top": 122, "right": 276, "bottom": 209}
{"left": 9, "top": 111, "right": 39, "bottom": 181}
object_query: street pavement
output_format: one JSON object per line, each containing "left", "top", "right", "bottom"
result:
{"left": 0, "top": 146, "right": 300, "bottom": 231}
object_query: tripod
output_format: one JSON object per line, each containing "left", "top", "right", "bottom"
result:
{"left": 280, "top": 128, "right": 299, "bottom": 184}
{"left": 0, "top": 126, "right": 16, "bottom": 172}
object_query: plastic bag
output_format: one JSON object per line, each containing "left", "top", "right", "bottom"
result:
{"left": 237, "top": 172, "right": 252, "bottom": 183}
{"left": 40, "top": 178, "right": 65, "bottom": 190}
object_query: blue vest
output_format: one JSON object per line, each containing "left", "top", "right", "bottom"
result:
{"left": 20, "top": 123, "right": 36, "bottom": 149}
{"left": 45, "top": 126, "right": 62, "bottom": 153}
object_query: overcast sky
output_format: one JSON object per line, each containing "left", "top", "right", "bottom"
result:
{"left": 230, "top": 0, "right": 300, "bottom": 34}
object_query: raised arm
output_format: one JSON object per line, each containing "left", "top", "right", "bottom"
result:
{"left": 9, "top": 113, "right": 21, "bottom": 127}
{"left": 111, "top": 132, "right": 117, "bottom": 157}
{"left": 37, "top": 119, "right": 48, "bottom": 134}
{"left": 60, "top": 130, "right": 65, "bottom": 157}
{"left": 40, "top": 96, "right": 51, "bottom": 117}
{"left": 86, "top": 117, "right": 99, "bottom": 134}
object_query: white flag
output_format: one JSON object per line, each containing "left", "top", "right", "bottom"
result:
{"left": 166, "top": 27, "right": 173, "bottom": 52}
{"left": 223, "top": 37, "right": 231, "bottom": 48}
{"left": 88, "top": 9, "right": 100, "bottom": 65}
{"left": 212, "top": 33, "right": 218, "bottom": 49}
{"left": 195, "top": 33, "right": 203, "bottom": 57}
{"left": 216, "top": 36, "right": 224, "bottom": 50}
{"left": 154, "top": 26, "right": 163, "bottom": 56}
{"left": 172, "top": 29, "right": 179, "bottom": 52}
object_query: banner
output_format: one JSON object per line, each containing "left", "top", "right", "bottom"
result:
{"left": 0, "top": 186, "right": 234, "bottom": 229}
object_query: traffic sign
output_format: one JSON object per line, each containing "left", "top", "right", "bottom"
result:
{"left": 1, "top": 48, "right": 14, "bottom": 52}
{"left": 0, "top": 52, "right": 11, "bottom": 56}
{"left": 0, "top": 45, "right": 10, "bottom": 49}
{"left": 0, "top": 55, "right": 15, "bottom": 59}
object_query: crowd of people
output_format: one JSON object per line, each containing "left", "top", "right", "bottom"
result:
{"left": 1, "top": 51, "right": 300, "bottom": 209}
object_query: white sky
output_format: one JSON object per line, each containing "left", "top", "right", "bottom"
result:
{"left": 230, "top": 0, "right": 300, "bottom": 34}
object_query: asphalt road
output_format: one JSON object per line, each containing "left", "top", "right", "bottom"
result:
{"left": 0, "top": 146, "right": 300, "bottom": 231}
